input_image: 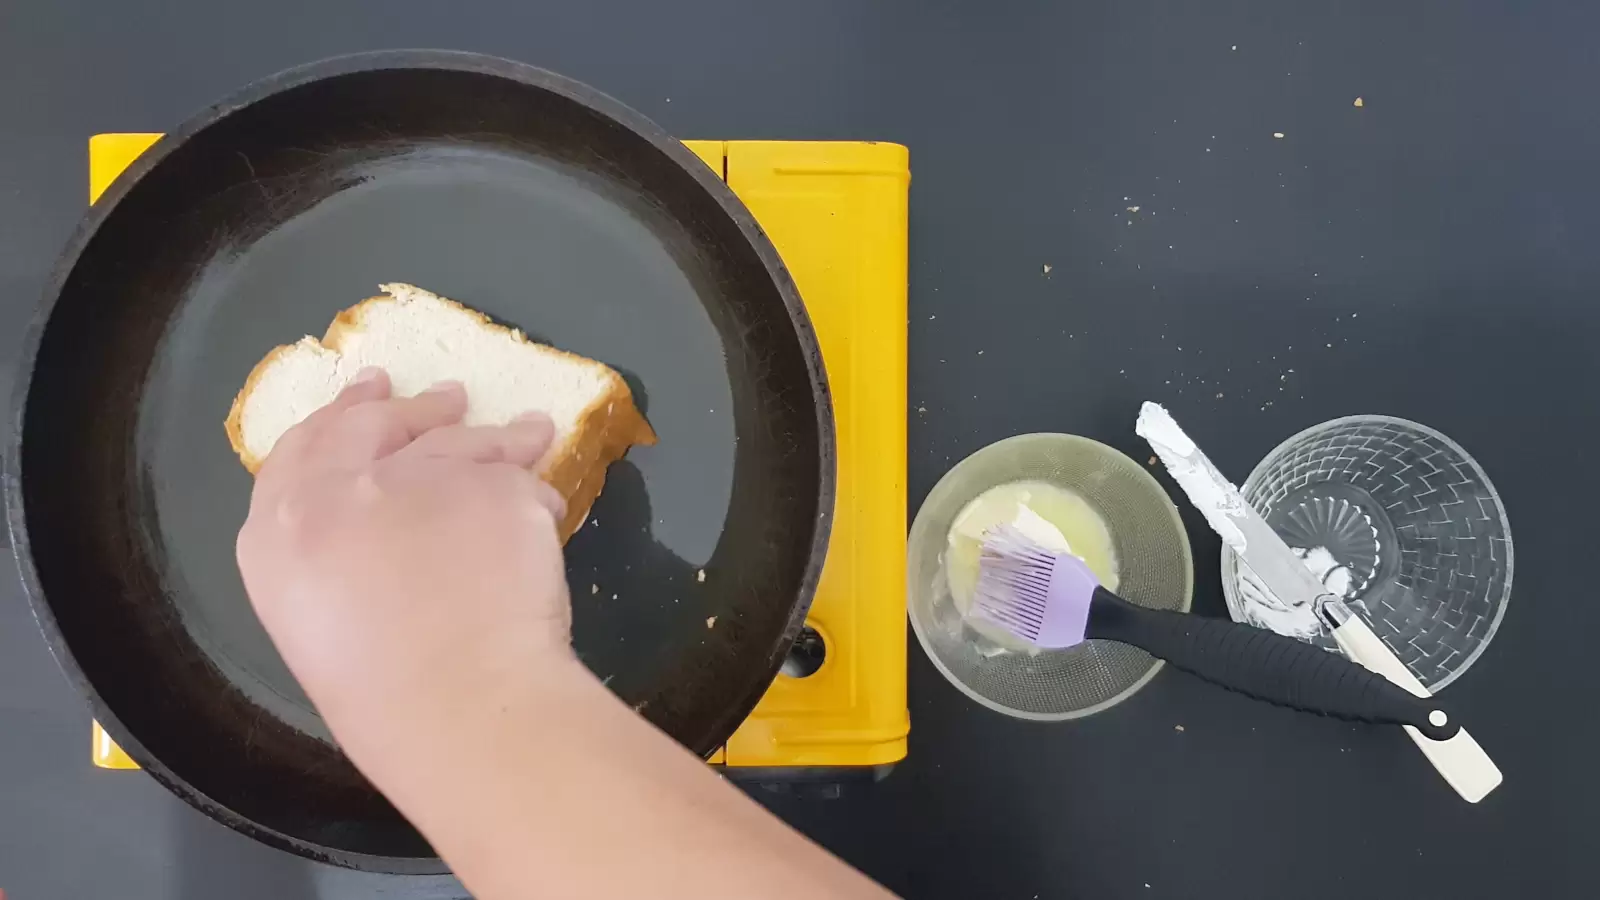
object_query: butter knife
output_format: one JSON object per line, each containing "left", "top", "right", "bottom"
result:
{"left": 1136, "top": 401, "right": 1503, "bottom": 802}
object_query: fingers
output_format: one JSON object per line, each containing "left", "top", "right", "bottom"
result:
{"left": 390, "top": 409, "right": 566, "bottom": 521}
{"left": 287, "top": 379, "right": 469, "bottom": 469}
{"left": 529, "top": 477, "right": 568, "bottom": 523}
{"left": 357, "top": 381, "right": 471, "bottom": 460}
{"left": 299, "top": 367, "right": 394, "bottom": 432}
{"left": 397, "top": 412, "right": 555, "bottom": 467}
{"left": 333, "top": 366, "right": 393, "bottom": 407}
{"left": 262, "top": 367, "right": 392, "bottom": 467}
{"left": 473, "top": 461, "right": 567, "bottom": 524}
{"left": 513, "top": 470, "right": 569, "bottom": 525}
{"left": 386, "top": 381, "right": 471, "bottom": 442}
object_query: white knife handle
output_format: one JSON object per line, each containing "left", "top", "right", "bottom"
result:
{"left": 1329, "top": 612, "right": 1503, "bottom": 803}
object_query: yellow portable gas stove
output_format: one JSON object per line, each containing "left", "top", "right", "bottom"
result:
{"left": 87, "top": 134, "right": 910, "bottom": 782}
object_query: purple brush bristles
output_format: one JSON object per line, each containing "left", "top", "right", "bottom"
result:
{"left": 972, "top": 524, "right": 1101, "bottom": 649}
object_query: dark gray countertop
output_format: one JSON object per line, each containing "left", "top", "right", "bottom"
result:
{"left": 3, "top": 2, "right": 1592, "bottom": 897}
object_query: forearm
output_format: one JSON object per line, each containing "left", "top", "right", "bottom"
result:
{"left": 359, "top": 658, "right": 895, "bottom": 900}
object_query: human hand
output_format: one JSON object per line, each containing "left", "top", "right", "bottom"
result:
{"left": 235, "top": 367, "right": 580, "bottom": 775}
{"left": 235, "top": 372, "right": 897, "bottom": 900}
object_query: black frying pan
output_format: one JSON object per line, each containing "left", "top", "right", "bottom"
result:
{"left": 4, "top": 51, "right": 833, "bottom": 872}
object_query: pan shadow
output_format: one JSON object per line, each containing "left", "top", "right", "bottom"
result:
{"left": 564, "top": 458, "right": 714, "bottom": 707}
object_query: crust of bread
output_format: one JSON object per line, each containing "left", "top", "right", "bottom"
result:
{"left": 224, "top": 284, "right": 656, "bottom": 543}
{"left": 541, "top": 380, "right": 655, "bottom": 540}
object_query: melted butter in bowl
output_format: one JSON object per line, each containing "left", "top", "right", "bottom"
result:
{"left": 907, "top": 432, "right": 1194, "bottom": 719}
{"left": 944, "top": 479, "right": 1120, "bottom": 629}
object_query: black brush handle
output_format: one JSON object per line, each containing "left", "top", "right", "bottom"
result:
{"left": 1086, "top": 588, "right": 1457, "bottom": 740}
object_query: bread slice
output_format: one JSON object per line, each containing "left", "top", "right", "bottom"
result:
{"left": 224, "top": 282, "right": 656, "bottom": 541}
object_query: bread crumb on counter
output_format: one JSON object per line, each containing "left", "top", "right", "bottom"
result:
{"left": 706, "top": 616, "right": 718, "bottom": 629}
{"left": 696, "top": 569, "right": 706, "bottom": 583}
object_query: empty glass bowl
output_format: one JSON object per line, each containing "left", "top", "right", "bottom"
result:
{"left": 908, "top": 433, "right": 1193, "bottom": 720}
{"left": 1221, "top": 416, "right": 1513, "bottom": 691}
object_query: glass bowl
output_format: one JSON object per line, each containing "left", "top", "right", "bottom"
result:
{"left": 908, "top": 433, "right": 1193, "bottom": 720}
{"left": 1221, "top": 416, "right": 1513, "bottom": 691}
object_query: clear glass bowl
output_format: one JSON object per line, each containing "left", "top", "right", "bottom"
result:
{"left": 1221, "top": 416, "right": 1513, "bottom": 691}
{"left": 908, "top": 433, "right": 1193, "bottom": 720}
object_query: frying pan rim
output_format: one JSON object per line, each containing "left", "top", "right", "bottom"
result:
{"left": 4, "top": 48, "right": 835, "bottom": 871}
